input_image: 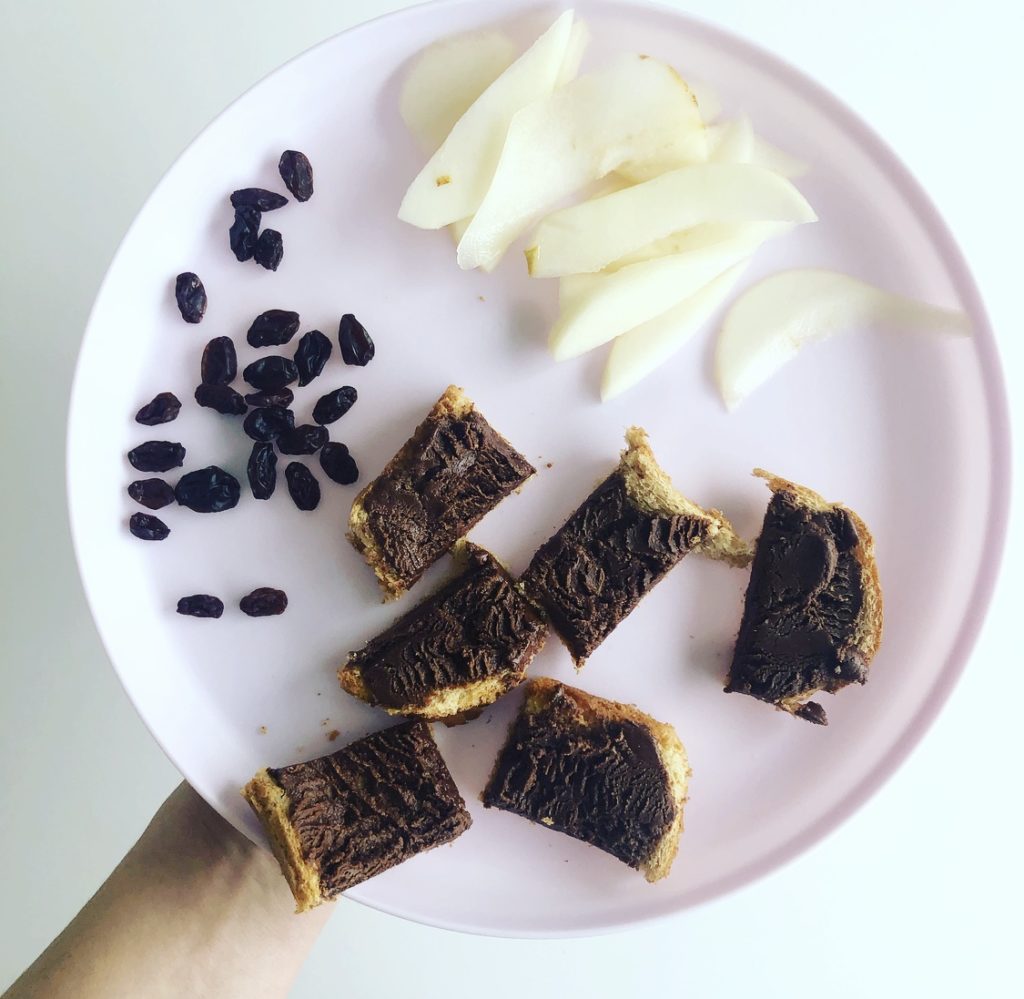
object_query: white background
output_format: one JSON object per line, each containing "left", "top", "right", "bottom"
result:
{"left": 0, "top": 1, "right": 1020, "bottom": 996}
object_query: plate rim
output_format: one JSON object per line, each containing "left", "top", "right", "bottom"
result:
{"left": 65, "top": 0, "right": 1013, "bottom": 937}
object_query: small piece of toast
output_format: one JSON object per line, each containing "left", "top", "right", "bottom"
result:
{"left": 348, "top": 385, "right": 535, "bottom": 600}
{"left": 242, "top": 720, "right": 470, "bottom": 912}
{"left": 520, "top": 427, "right": 750, "bottom": 666}
{"left": 483, "top": 678, "right": 690, "bottom": 882}
{"left": 339, "top": 544, "right": 547, "bottom": 720}
{"left": 724, "top": 470, "right": 883, "bottom": 725}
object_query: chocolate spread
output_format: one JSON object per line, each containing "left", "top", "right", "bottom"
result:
{"left": 269, "top": 721, "right": 470, "bottom": 896}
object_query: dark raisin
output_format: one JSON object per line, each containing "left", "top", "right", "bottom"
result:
{"left": 201, "top": 336, "right": 237, "bottom": 385}
{"left": 247, "top": 309, "right": 300, "bottom": 348}
{"left": 319, "top": 442, "right": 359, "bottom": 485}
{"left": 243, "top": 406, "right": 294, "bottom": 442}
{"left": 129, "top": 512, "right": 170, "bottom": 541}
{"left": 338, "top": 314, "right": 374, "bottom": 365}
{"left": 244, "top": 387, "right": 293, "bottom": 408}
{"left": 174, "top": 272, "right": 207, "bottom": 324}
{"left": 277, "top": 424, "right": 328, "bottom": 455}
{"left": 278, "top": 150, "right": 313, "bottom": 202}
{"left": 230, "top": 188, "right": 288, "bottom": 211}
{"left": 254, "top": 229, "right": 283, "bottom": 271}
{"left": 312, "top": 386, "right": 357, "bottom": 425}
{"left": 135, "top": 392, "right": 181, "bottom": 426}
{"left": 194, "top": 383, "right": 247, "bottom": 415}
{"left": 240, "top": 587, "right": 288, "bottom": 616}
{"left": 174, "top": 465, "right": 241, "bottom": 513}
{"left": 229, "top": 206, "right": 260, "bottom": 261}
{"left": 294, "top": 329, "right": 332, "bottom": 386}
{"left": 247, "top": 442, "right": 277, "bottom": 499}
{"left": 177, "top": 594, "right": 224, "bottom": 618}
{"left": 285, "top": 462, "right": 320, "bottom": 510}
{"left": 243, "top": 355, "right": 298, "bottom": 390}
{"left": 127, "top": 478, "right": 175, "bottom": 510}
{"left": 128, "top": 441, "right": 186, "bottom": 472}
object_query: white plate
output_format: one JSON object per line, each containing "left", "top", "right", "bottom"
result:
{"left": 67, "top": 0, "right": 1010, "bottom": 936}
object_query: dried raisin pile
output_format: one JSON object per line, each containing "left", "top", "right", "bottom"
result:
{"left": 201, "top": 337, "right": 237, "bottom": 385}
{"left": 312, "top": 386, "right": 357, "bottom": 425}
{"left": 135, "top": 392, "right": 181, "bottom": 426}
{"left": 230, "top": 188, "right": 287, "bottom": 211}
{"left": 174, "top": 272, "right": 207, "bottom": 324}
{"left": 244, "top": 388, "right": 293, "bottom": 408}
{"left": 240, "top": 587, "right": 288, "bottom": 617}
{"left": 255, "top": 229, "right": 283, "bottom": 271}
{"left": 294, "top": 330, "right": 331, "bottom": 386}
{"left": 285, "top": 462, "right": 320, "bottom": 510}
{"left": 243, "top": 356, "right": 298, "bottom": 391}
{"left": 129, "top": 512, "right": 170, "bottom": 541}
{"left": 177, "top": 594, "right": 224, "bottom": 618}
{"left": 128, "top": 441, "right": 186, "bottom": 472}
{"left": 247, "top": 309, "right": 300, "bottom": 347}
{"left": 194, "top": 383, "right": 247, "bottom": 415}
{"left": 247, "top": 442, "right": 277, "bottom": 500}
{"left": 230, "top": 206, "right": 260, "bottom": 261}
{"left": 278, "top": 150, "right": 313, "bottom": 202}
{"left": 243, "top": 406, "right": 294, "bottom": 442}
{"left": 174, "top": 465, "right": 241, "bottom": 513}
{"left": 319, "top": 442, "right": 359, "bottom": 485}
{"left": 128, "top": 478, "right": 175, "bottom": 510}
{"left": 338, "top": 314, "right": 374, "bottom": 365}
{"left": 277, "top": 424, "right": 328, "bottom": 455}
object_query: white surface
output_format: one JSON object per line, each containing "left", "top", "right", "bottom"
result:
{"left": 1, "top": 0, "right": 1021, "bottom": 991}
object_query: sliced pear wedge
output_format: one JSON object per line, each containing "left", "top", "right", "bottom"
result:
{"left": 526, "top": 162, "right": 815, "bottom": 277}
{"left": 398, "top": 10, "right": 576, "bottom": 230}
{"left": 556, "top": 18, "right": 591, "bottom": 86}
{"left": 456, "top": 54, "right": 704, "bottom": 271}
{"left": 605, "top": 221, "right": 792, "bottom": 272}
{"left": 602, "top": 263, "right": 747, "bottom": 400}
{"left": 549, "top": 223, "right": 781, "bottom": 361}
{"left": 715, "top": 268, "right": 971, "bottom": 409}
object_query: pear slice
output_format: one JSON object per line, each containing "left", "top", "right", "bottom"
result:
{"left": 398, "top": 10, "right": 576, "bottom": 230}
{"left": 456, "top": 54, "right": 705, "bottom": 271}
{"left": 708, "top": 115, "right": 754, "bottom": 163}
{"left": 605, "top": 221, "right": 793, "bottom": 272}
{"left": 715, "top": 268, "right": 971, "bottom": 409}
{"left": 601, "top": 264, "right": 747, "bottom": 400}
{"left": 526, "top": 162, "right": 816, "bottom": 277}
{"left": 556, "top": 18, "right": 591, "bottom": 86}
{"left": 549, "top": 223, "right": 780, "bottom": 361}
{"left": 749, "top": 135, "right": 808, "bottom": 179}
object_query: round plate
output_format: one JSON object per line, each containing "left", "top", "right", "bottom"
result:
{"left": 67, "top": 0, "right": 1010, "bottom": 937}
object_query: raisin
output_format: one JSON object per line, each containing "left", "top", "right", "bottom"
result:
{"left": 229, "top": 206, "right": 260, "bottom": 261}
{"left": 135, "top": 392, "right": 181, "bottom": 426}
{"left": 243, "top": 355, "right": 298, "bottom": 390}
{"left": 285, "top": 461, "right": 320, "bottom": 510}
{"left": 277, "top": 424, "right": 328, "bottom": 455}
{"left": 230, "top": 188, "right": 288, "bottom": 211}
{"left": 244, "top": 387, "right": 293, "bottom": 408}
{"left": 338, "top": 314, "right": 374, "bottom": 365}
{"left": 174, "top": 272, "right": 207, "bottom": 324}
{"left": 247, "top": 309, "right": 300, "bottom": 347}
{"left": 319, "top": 442, "right": 359, "bottom": 485}
{"left": 201, "top": 336, "right": 237, "bottom": 385}
{"left": 312, "top": 386, "right": 357, "bottom": 425}
{"left": 194, "top": 383, "right": 247, "bottom": 415}
{"left": 174, "top": 465, "right": 241, "bottom": 513}
{"left": 127, "top": 478, "right": 175, "bottom": 510}
{"left": 243, "top": 406, "right": 294, "bottom": 442}
{"left": 240, "top": 587, "right": 288, "bottom": 617}
{"left": 177, "top": 594, "right": 224, "bottom": 618}
{"left": 247, "top": 441, "right": 277, "bottom": 500}
{"left": 129, "top": 512, "right": 170, "bottom": 541}
{"left": 278, "top": 150, "right": 313, "bottom": 202}
{"left": 128, "top": 441, "right": 186, "bottom": 472}
{"left": 255, "top": 229, "right": 283, "bottom": 271}
{"left": 294, "top": 329, "right": 332, "bottom": 386}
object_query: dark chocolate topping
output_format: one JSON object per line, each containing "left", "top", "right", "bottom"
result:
{"left": 361, "top": 409, "right": 535, "bottom": 589}
{"left": 725, "top": 489, "right": 867, "bottom": 724}
{"left": 484, "top": 686, "right": 675, "bottom": 869}
{"left": 269, "top": 721, "right": 470, "bottom": 897}
{"left": 520, "top": 472, "right": 708, "bottom": 663}
{"left": 348, "top": 548, "right": 546, "bottom": 709}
